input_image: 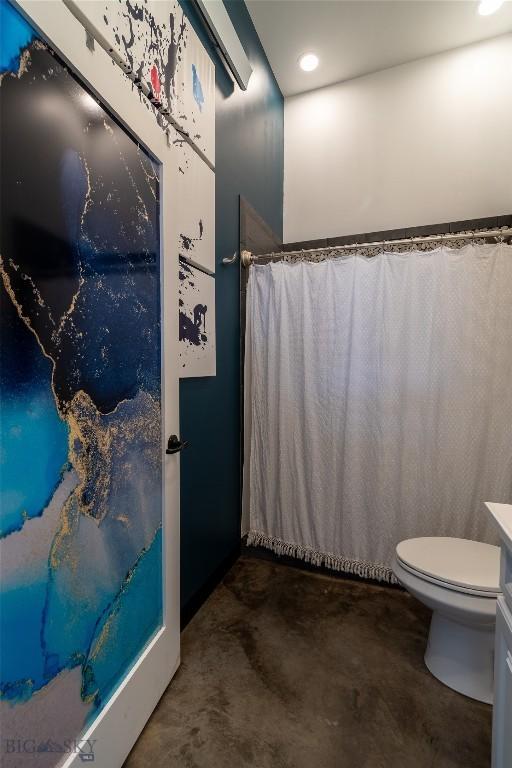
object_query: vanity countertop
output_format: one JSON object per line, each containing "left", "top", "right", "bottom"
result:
{"left": 485, "top": 502, "right": 512, "bottom": 554}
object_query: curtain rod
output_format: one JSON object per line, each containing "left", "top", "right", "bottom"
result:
{"left": 239, "top": 227, "right": 512, "bottom": 268}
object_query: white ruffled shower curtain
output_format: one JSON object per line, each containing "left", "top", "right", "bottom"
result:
{"left": 243, "top": 244, "right": 512, "bottom": 582}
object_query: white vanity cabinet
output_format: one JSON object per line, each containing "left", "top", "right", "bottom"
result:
{"left": 486, "top": 503, "right": 512, "bottom": 768}
{"left": 494, "top": 597, "right": 512, "bottom": 767}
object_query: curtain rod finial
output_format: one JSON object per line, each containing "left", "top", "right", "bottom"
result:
{"left": 241, "top": 250, "right": 254, "bottom": 268}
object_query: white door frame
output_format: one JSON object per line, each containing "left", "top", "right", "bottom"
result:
{"left": 12, "top": 2, "right": 181, "bottom": 765}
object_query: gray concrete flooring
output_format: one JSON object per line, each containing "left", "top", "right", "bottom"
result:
{"left": 124, "top": 555, "right": 492, "bottom": 768}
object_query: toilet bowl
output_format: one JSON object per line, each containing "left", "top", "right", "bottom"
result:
{"left": 392, "top": 537, "right": 501, "bottom": 704}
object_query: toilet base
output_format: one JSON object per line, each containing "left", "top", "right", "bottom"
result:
{"left": 425, "top": 611, "right": 495, "bottom": 704}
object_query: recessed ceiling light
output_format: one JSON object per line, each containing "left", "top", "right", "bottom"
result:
{"left": 298, "top": 53, "right": 319, "bottom": 72}
{"left": 478, "top": 0, "right": 504, "bottom": 15}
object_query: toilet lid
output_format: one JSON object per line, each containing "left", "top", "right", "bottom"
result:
{"left": 396, "top": 537, "right": 500, "bottom": 594}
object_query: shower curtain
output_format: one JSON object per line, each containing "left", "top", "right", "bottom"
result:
{"left": 243, "top": 244, "right": 512, "bottom": 581}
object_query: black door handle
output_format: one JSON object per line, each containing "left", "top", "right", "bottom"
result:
{"left": 166, "top": 434, "right": 188, "bottom": 454}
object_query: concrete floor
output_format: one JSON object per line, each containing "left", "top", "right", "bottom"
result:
{"left": 124, "top": 555, "right": 492, "bottom": 768}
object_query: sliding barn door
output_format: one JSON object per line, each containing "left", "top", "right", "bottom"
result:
{"left": 0, "top": 2, "right": 181, "bottom": 766}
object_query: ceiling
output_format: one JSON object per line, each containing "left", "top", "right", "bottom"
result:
{"left": 246, "top": 0, "right": 512, "bottom": 96}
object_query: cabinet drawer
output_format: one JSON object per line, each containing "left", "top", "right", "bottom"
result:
{"left": 500, "top": 547, "right": 512, "bottom": 615}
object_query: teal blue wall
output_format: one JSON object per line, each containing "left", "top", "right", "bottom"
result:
{"left": 179, "top": 0, "right": 283, "bottom": 613}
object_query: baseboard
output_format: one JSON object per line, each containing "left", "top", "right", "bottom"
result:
{"left": 180, "top": 544, "right": 241, "bottom": 630}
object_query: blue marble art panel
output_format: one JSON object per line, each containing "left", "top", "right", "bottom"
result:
{"left": 0, "top": 2, "right": 163, "bottom": 762}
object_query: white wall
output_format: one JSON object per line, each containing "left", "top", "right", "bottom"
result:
{"left": 284, "top": 34, "right": 512, "bottom": 243}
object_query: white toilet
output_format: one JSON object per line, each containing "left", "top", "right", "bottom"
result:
{"left": 392, "top": 537, "right": 501, "bottom": 704}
